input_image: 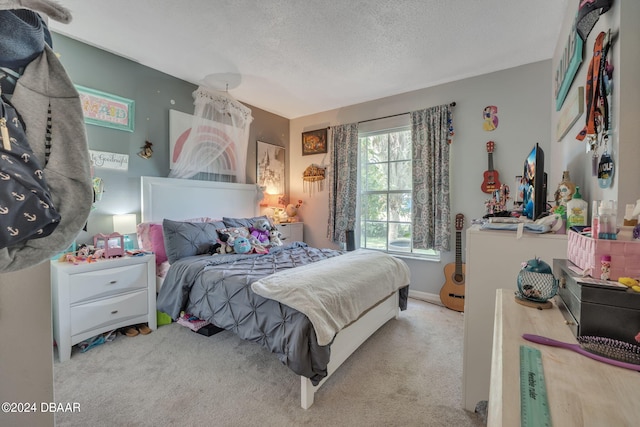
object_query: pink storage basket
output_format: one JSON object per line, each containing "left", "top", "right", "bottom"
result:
{"left": 567, "top": 230, "right": 640, "bottom": 280}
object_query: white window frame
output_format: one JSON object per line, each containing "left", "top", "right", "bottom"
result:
{"left": 357, "top": 115, "right": 439, "bottom": 261}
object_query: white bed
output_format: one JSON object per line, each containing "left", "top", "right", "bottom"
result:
{"left": 141, "top": 176, "right": 404, "bottom": 409}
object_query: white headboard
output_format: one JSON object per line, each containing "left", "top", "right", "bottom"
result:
{"left": 141, "top": 176, "right": 261, "bottom": 223}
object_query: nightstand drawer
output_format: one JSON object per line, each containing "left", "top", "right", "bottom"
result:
{"left": 70, "top": 290, "right": 148, "bottom": 336}
{"left": 276, "top": 222, "right": 303, "bottom": 242}
{"left": 68, "top": 263, "right": 147, "bottom": 304}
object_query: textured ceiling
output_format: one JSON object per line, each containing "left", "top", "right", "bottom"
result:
{"left": 49, "top": 0, "right": 567, "bottom": 119}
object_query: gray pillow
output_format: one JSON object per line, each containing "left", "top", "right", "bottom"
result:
{"left": 162, "top": 219, "right": 225, "bottom": 263}
{"left": 222, "top": 215, "right": 270, "bottom": 228}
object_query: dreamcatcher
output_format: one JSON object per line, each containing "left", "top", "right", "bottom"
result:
{"left": 303, "top": 164, "right": 327, "bottom": 195}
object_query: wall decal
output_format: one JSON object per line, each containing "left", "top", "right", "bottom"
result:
{"left": 482, "top": 106, "right": 498, "bottom": 131}
{"left": 89, "top": 150, "right": 129, "bottom": 171}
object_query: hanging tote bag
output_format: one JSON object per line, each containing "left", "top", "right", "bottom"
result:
{"left": 0, "top": 94, "right": 60, "bottom": 249}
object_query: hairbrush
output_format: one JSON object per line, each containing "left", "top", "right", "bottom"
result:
{"left": 522, "top": 334, "right": 640, "bottom": 371}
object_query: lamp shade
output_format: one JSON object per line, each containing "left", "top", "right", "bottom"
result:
{"left": 260, "top": 193, "right": 283, "bottom": 207}
{"left": 113, "top": 214, "right": 137, "bottom": 235}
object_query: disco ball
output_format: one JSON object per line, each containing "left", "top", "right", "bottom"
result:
{"left": 516, "top": 258, "right": 558, "bottom": 303}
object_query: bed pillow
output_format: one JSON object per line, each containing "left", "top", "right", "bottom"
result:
{"left": 162, "top": 219, "right": 225, "bottom": 263}
{"left": 137, "top": 218, "right": 224, "bottom": 265}
{"left": 222, "top": 215, "right": 270, "bottom": 228}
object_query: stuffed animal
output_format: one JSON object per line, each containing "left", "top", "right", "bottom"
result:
{"left": 269, "top": 228, "right": 283, "bottom": 246}
{"left": 247, "top": 235, "right": 269, "bottom": 254}
{"left": 210, "top": 233, "right": 234, "bottom": 254}
{"left": 233, "top": 236, "right": 252, "bottom": 254}
{"left": 250, "top": 218, "right": 271, "bottom": 244}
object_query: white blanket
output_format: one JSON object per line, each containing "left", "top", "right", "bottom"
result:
{"left": 251, "top": 249, "right": 411, "bottom": 346}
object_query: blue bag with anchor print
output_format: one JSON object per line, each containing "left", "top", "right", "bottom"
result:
{"left": 0, "top": 94, "right": 60, "bottom": 249}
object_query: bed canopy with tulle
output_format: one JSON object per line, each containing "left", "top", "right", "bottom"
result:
{"left": 169, "top": 86, "right": 253, "bottom": 183}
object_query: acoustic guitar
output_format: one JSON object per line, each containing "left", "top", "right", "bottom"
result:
{"left": 481, "top": 141, "right": 501, "bottom": 193}
{"left": 439, "top": 213, "right": 465, "bottom": 312}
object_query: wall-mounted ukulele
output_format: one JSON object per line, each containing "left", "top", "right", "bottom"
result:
{"left": 481, "top": 141, "right": 501, "bottom": 193}
{"left": 439, "top": 213, "right": 465, "bottom": 312}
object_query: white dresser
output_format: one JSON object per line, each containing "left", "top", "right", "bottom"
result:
{"left": 51, "top": 254, "right": 156, "bottom": 362}
{"left": 276, "top": 222, "right": 303, "bottom": 243}
{"left": 463, "top": 226, "right": 567, "bottom": 411}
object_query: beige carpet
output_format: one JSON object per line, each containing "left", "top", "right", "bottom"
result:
{"left": 54, "top": 299, "right": 485, "bottom": 427}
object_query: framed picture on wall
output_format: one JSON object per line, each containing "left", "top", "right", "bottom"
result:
{"left": 75, "top": 85, "right": 135, "bottom": 132}
{"left": 256, "top": 141, "right": 285, "bottom": 195}
{"left": 302, "top": 128, "right": 328, "bottom": 155}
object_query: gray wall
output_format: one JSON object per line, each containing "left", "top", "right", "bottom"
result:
{"left": 290, "top": 60, "right": 552, "bottom": 299}
{"left": 51, "top": 34, "right": 289, "bottom": 244}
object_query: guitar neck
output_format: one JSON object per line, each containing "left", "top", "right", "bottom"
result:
{"left": 487, "top": 152, "right": 494, "bottom": 172}
{"left": 455, "top": 231, "right": 462, "bottom": 275}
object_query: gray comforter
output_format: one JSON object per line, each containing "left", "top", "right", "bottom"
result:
{"left": 157, "top": 242, "right": 408, "bottom": 385}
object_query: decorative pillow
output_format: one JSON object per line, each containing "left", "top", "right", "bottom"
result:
{"left": 162, "top": 219, "right": 226, "bottom": 263}
{"left": 148, "top": 224, "right": 168, "bottom": 265}
{"left": 137, "top": 218, "right": 224, "bottom": 266}
{"left": 222, "top": 216, "right": 270, "bottom": 229}
{"left": 136, "top": 222, "right": 161, "bottom": 262}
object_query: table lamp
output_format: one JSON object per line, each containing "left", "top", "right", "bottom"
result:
{"left": 113, "top": 214, "right": 137, "bottom": 251}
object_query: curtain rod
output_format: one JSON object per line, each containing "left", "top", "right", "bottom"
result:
{"left": 357, "top": 102, "right": 456, "bottom": 125}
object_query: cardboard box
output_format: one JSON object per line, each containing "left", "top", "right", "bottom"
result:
{"left": 567, "top": 230, "right": 640, "bottom": 280}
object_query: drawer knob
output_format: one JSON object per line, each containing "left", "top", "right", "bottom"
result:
{"left": 111, "top": 310, "right": 118, "bottom": 314}
{"left": 564, "top": 320, "right": 575, "bottom": 326}
{"left": 109, "top": 280, "right": 117, "bottom": 284}
{"left": 559, "top": 277, "right": 566, "bottom": 288}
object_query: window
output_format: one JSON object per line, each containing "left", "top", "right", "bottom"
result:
{"left": 358, "top": 122, "right": 439, "bottom": 259}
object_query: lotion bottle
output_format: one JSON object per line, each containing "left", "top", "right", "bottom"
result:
{"left": 567, "top": 186, "right": 587, "bottom": 228}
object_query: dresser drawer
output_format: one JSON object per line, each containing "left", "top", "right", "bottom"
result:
{"left": 68, "top": 263, "right": 147, "bottom": 304}
{"left": 70, "top": 290, "right": 148, "bottom": 336}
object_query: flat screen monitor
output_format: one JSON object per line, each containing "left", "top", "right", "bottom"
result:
{"left": 521, "top": 143, "right": 547, "bottom": 220}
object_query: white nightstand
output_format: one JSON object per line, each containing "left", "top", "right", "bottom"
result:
{"left": 51, "top": 254, "right": 156, "bottom": 362}
{"left": 276, "top": 222, "right": 303, "bottom": 243}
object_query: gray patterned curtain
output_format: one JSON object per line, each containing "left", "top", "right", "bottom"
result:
{"left": 327, "top": 123, "right": 359, "bottom": 245}
{"left": 411, "top": 104, "right": 452, "bottom": 251}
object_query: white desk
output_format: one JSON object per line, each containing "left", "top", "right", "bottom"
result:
{"left": 488, "top": 289, "right": 640, "bottom": 426}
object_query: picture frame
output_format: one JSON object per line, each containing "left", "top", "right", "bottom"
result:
{"left": 75, "top": 85, "right": 135, "bottom": 132}
{"left": 556, "top": 86, "right": 584, "bottom": 141}
{"left": 302, "top": 128, "right": 328, "bottom": 156}
{"left": 256, "top": 141, "right": 285, "bottom": 195}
